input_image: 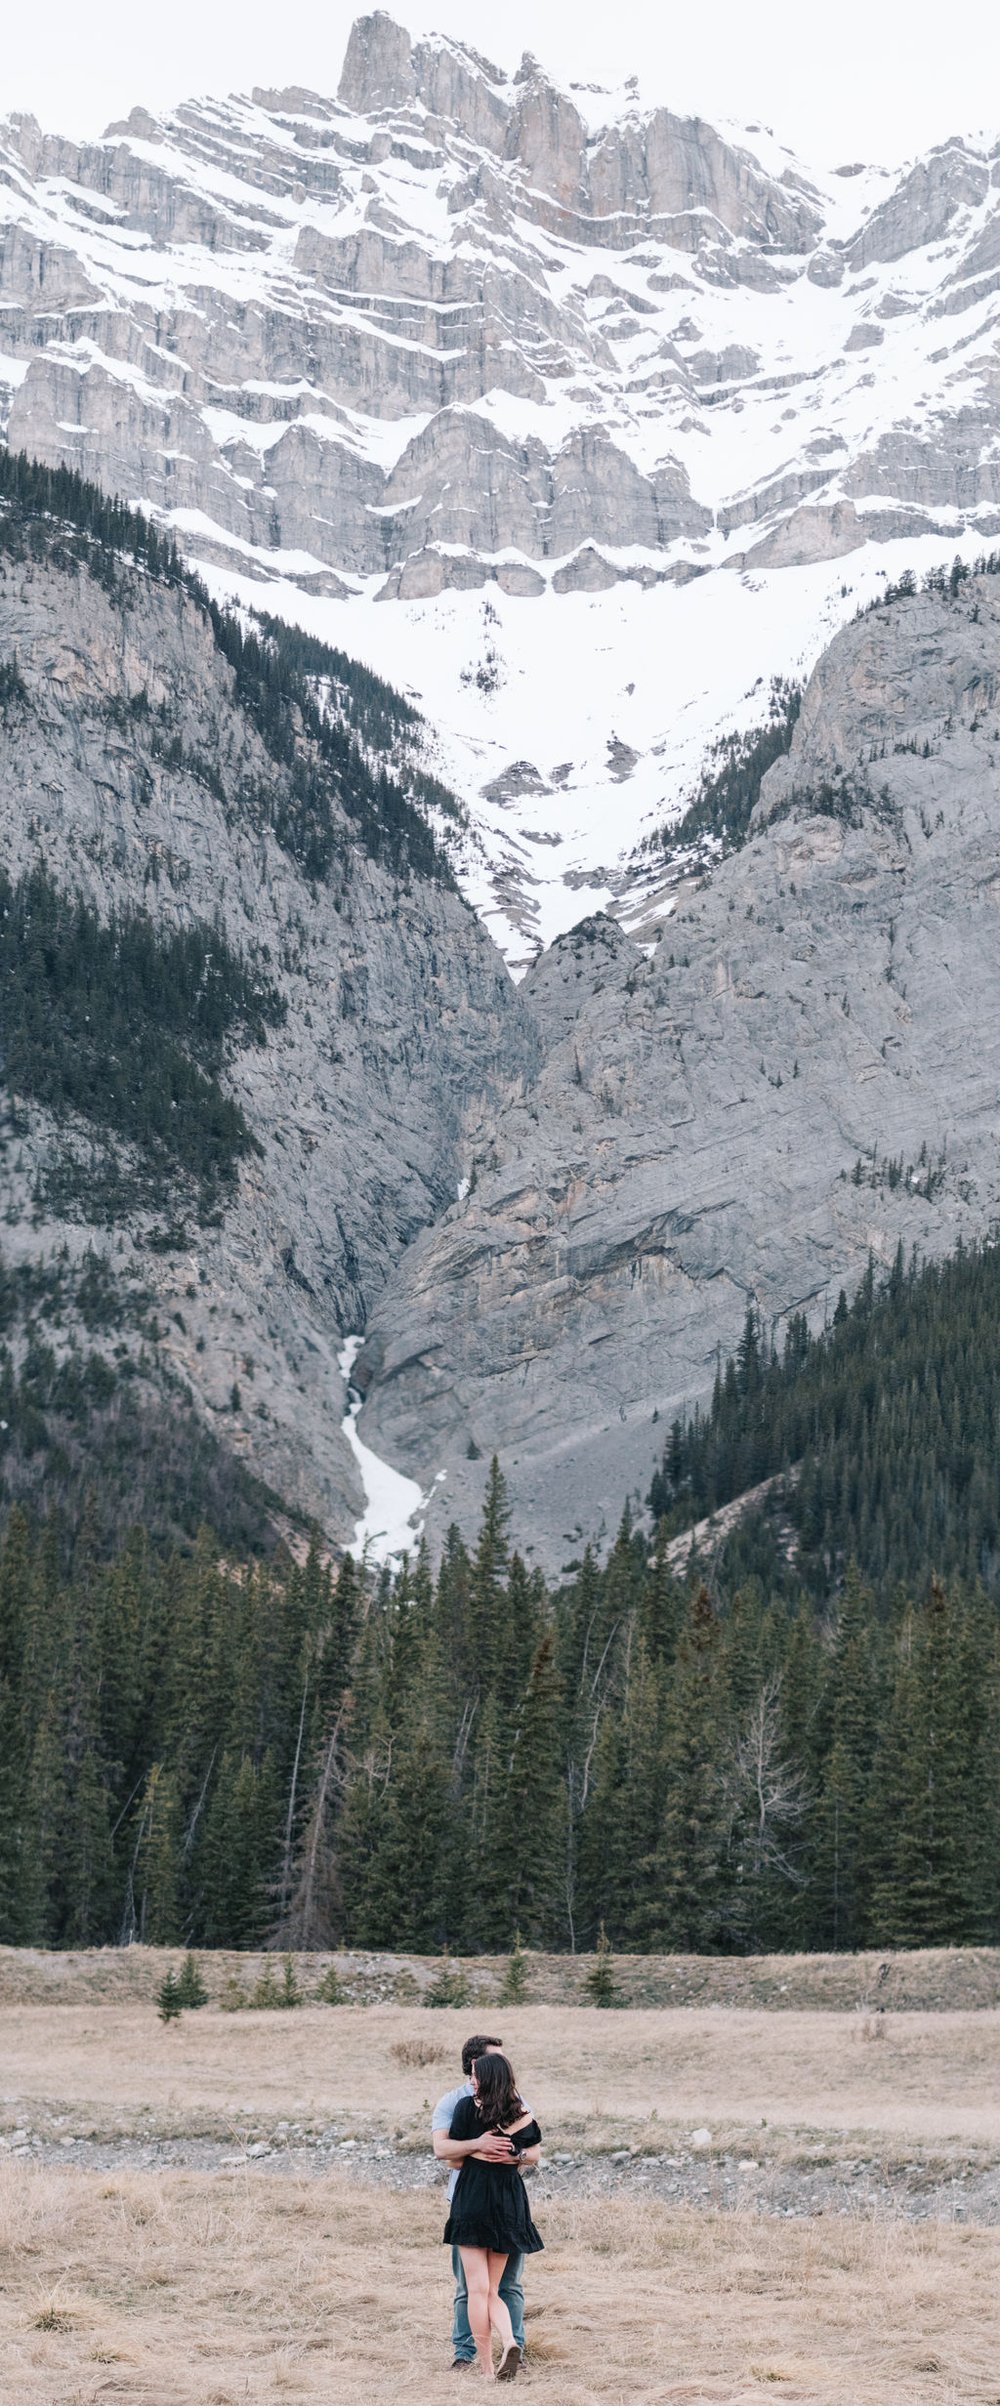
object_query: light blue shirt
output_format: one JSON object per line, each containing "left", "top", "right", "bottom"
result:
{"left": 432, "top": 2079, "right": 472, "bottom": 2203}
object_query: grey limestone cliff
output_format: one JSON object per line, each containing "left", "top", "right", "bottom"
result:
{"left": 2, "top": 12, "right": 1000, "bottom": 621}
{"left": 0, "top": 524, "right": 533, "bottom": 1533}
{"left": 355, "top": 576, "right": 1000, "bottom": 1564}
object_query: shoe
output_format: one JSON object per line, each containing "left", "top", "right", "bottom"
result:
{"left": 497, "top": 2342, "right": 522, "bottom": 2382}
{"left": 450, "top": 2359, "right": 476, "bottom": 2370}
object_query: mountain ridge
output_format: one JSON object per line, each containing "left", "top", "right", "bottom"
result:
{"left": 3, "top": 14, "right": 1000, "bottom": 955}
{"left": 5, "top": 27, "right": 1000, "bottom": 1563}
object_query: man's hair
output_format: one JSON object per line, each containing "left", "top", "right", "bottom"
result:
{"left": 461, "top": 2032, "right": 502, "bottom": 2076}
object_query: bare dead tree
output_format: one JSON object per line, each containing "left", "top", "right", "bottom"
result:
{"left": 273, "top": 1703, "right": 348, "bottom": 1952}
{"left": 723, "top": 1675, "right": 811, "bottom": 1890}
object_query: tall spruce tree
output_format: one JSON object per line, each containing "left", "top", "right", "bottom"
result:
{"left": 869, "top": 1580, "right": 994, "bottom": 1945}
{"left": 496, "top": 1632, "right": 567, "bottom": 1947}
{"left": 809, "top": 1563, "right": 882, "bottom": 1949}
{"left": 652, "top": 1586, "right": 730, "bottom": 1950}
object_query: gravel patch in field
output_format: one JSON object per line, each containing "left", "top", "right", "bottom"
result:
{"left": 3, "top": 2128, "right": 997, "bottom": 2223}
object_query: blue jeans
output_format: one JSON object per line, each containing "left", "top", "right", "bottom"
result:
{"left": 451, "top": 2245, "right": 525, "bottom": 2363}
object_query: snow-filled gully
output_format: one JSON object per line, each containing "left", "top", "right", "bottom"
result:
{"left": 337, "top": 1336, "right": 445, "bottom": 1565}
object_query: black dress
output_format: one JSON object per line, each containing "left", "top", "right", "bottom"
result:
{"left": 443, "top": 2095, "right": 544, "bottom": 2254}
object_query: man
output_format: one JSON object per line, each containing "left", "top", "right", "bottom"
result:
{"left": 432, "top": 2031, "right": 540, "bottom": 2370}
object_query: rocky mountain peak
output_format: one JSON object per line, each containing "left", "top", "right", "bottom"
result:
{"left": 338, "top": 11, "right": 417, "bottom": 113}
{"left": 3, "top": 16, "right": 1000, "bottom": 968}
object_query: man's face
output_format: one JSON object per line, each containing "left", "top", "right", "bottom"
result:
{"left": 470, "top": 2044, "right": 503, "bottom": 2091}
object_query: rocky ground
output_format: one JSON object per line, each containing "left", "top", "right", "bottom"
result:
{"left": 2, "top": 2124, "right": 996, "bottom": 2224}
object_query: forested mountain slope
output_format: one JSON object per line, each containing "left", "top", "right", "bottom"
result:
{"left": 652, "top": 1239, "right": 1000, "bottom": 1603}
{"left": 0, "top": 453, "right": 532, "bottom": 1544}
{"left": 5, "top": 1238, "right": 1000, "bottom": 1959}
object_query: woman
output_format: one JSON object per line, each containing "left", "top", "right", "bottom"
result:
{"left": 444, "top": 2050, "right": 543, "bottom": 2380}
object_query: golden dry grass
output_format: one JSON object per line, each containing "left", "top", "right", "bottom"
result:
{"left": 4, "top": 1943, "right": 1000, "bottom": 2012}
{"left": 4, "top": 2001, "right": 1000, "bottom": 2166}
{"left": 0, "top": 2163, "right": 997, "bottom": 2406}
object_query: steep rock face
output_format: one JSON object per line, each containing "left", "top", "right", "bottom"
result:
{"left": 5, "top": 21, "right": 1000, "bottom": 960}
{"left": 3, "top": 14, "right": 1000, "bottom": 616}
{"left": 846, "top": 141, "right": 994, "bottom": 268}
{"left": 337, "top": 15, "right": 820, "bottom": 251}
{"left": 0, "top": 522, "right": 533, "bottom": 1533}
{"left": 356, "top": 577, "right": 1000, "bottom": 1566}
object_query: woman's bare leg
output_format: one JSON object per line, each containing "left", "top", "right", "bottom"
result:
{"left": 486, "top": 2253, "right": 515, "bottom": 2360}
{"left": 459, "top": 2248, "right": 494, "bottom": 2376}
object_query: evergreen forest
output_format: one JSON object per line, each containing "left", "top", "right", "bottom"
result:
{"left": 3, "top": 451, "right": 1000, "bottom": 1961}
{"left": 0, "top": 445, "right": 458, "bottom": 887}
{"left": 0, "top": 861, "right": 284, "bottom": 1207}
{"left": 3, "top": 1238, "right": 1000, "bottom": 1957}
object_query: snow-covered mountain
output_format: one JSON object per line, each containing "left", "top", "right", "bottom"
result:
{"left": 3, "top": 11, "right": 1000, "bottom": 960}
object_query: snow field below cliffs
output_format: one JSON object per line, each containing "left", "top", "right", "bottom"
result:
{"left": 196, "top": 528, "right": 987, "bottom": 973}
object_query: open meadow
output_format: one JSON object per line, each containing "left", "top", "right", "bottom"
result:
{"left": 1, "top": 1953, "right": 999, "bottom": 2404}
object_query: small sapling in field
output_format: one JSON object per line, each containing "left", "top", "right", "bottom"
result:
{"left": 157, "top": 1968, "right": 183, "bottom": 2023}
{"left": 583, "top": 1923, "right": 622, "bottom": 2008}
{"left": 499, "top": 1931, "right": 528, "bottom": 2005}
{"left": 424, "top": 1953, "right": 471, "bottom": 2009}
{"left": 176, "top": 1954, "right": 209, "bottom": 2009}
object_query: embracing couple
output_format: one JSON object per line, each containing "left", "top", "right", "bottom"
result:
{"left": 432, "top": 2031, "right": 543, "bottom": 2380}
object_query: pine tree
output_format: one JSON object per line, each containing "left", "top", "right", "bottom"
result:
{"left": 276, "top": 1708, "right": 345, "bottom": 1951}
{"left": 130, "top": 1765, "right": 183, "bottom": 1946}
{"left": 366, "top": 1701, "right": 451, "bottom": 1949}
{"left": 424, "top": 1952, "right": 471, "bottom": 2008}
{"left": 559, "top": 1529, "right": 636, "bottom": 1947}
{"left": 194, "top": 1751, "right": 279, "bottom": 1946}
{"left": 176, "top": 1952, "right": 209, "bottom": 2008}
{"left": 63, "top": 1750, "right": 116, "bottom": 1946}
{"left": 495, "top": 1553, "right": 544, "bottom": 1714}
{"left": 496, "top": 1633, "right": 567, "bottom": 1947}
{"left": 157, "top": 1967, "right": 183, "bottom": 2023}
{"left": 18, "top": 1710, "right": 66, "bottom": 1946}
{"left": 809, "top": 1564, "right": 882, "bottom": 1949}
{"left": 499, "top": 1930, "right": 528, "bottom": 2004}
{"left": 652, "top": 1586, "right": 730, "bottom": 1950}
{"left": 0, "top": 1676, "right": 27, "bottom": 1941}
{"left": 582, "top": 1921, "right": 621, "bottom": 2006}
{"left": 468, "top": 1458, "right": 511, "bottom": 1694}
{"left": 433, "top": 1524, "right": 474, "bottom": 1692}
{"left": 870, "top": 1580, "right": 993, "bottom": 1945}
{"left": 578, "top": 1634, "right": 666, "bottom": 1947}
{"left": 640, "top": 1529, "right": 687, "bottom": 1667}
{"left": 332, "top": 1704, "right": 394, "bottom": 1948}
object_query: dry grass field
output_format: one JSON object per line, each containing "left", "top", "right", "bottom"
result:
{"left": 2, "top": 1971, "right": 1000, "bottom": 2403}
{"left": 1, "top": 2164, "right": 998, "bottom": 2406}
{"left": 2, "top": 2001, "right": 1000, "bottom": 2165}
{"left": 4, "top": 1943, "right": 1000, "bottom": 2012}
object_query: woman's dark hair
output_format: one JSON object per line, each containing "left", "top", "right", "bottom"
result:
{"left": 472, "top": 2051, "right": 523, "bottom": 2129}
